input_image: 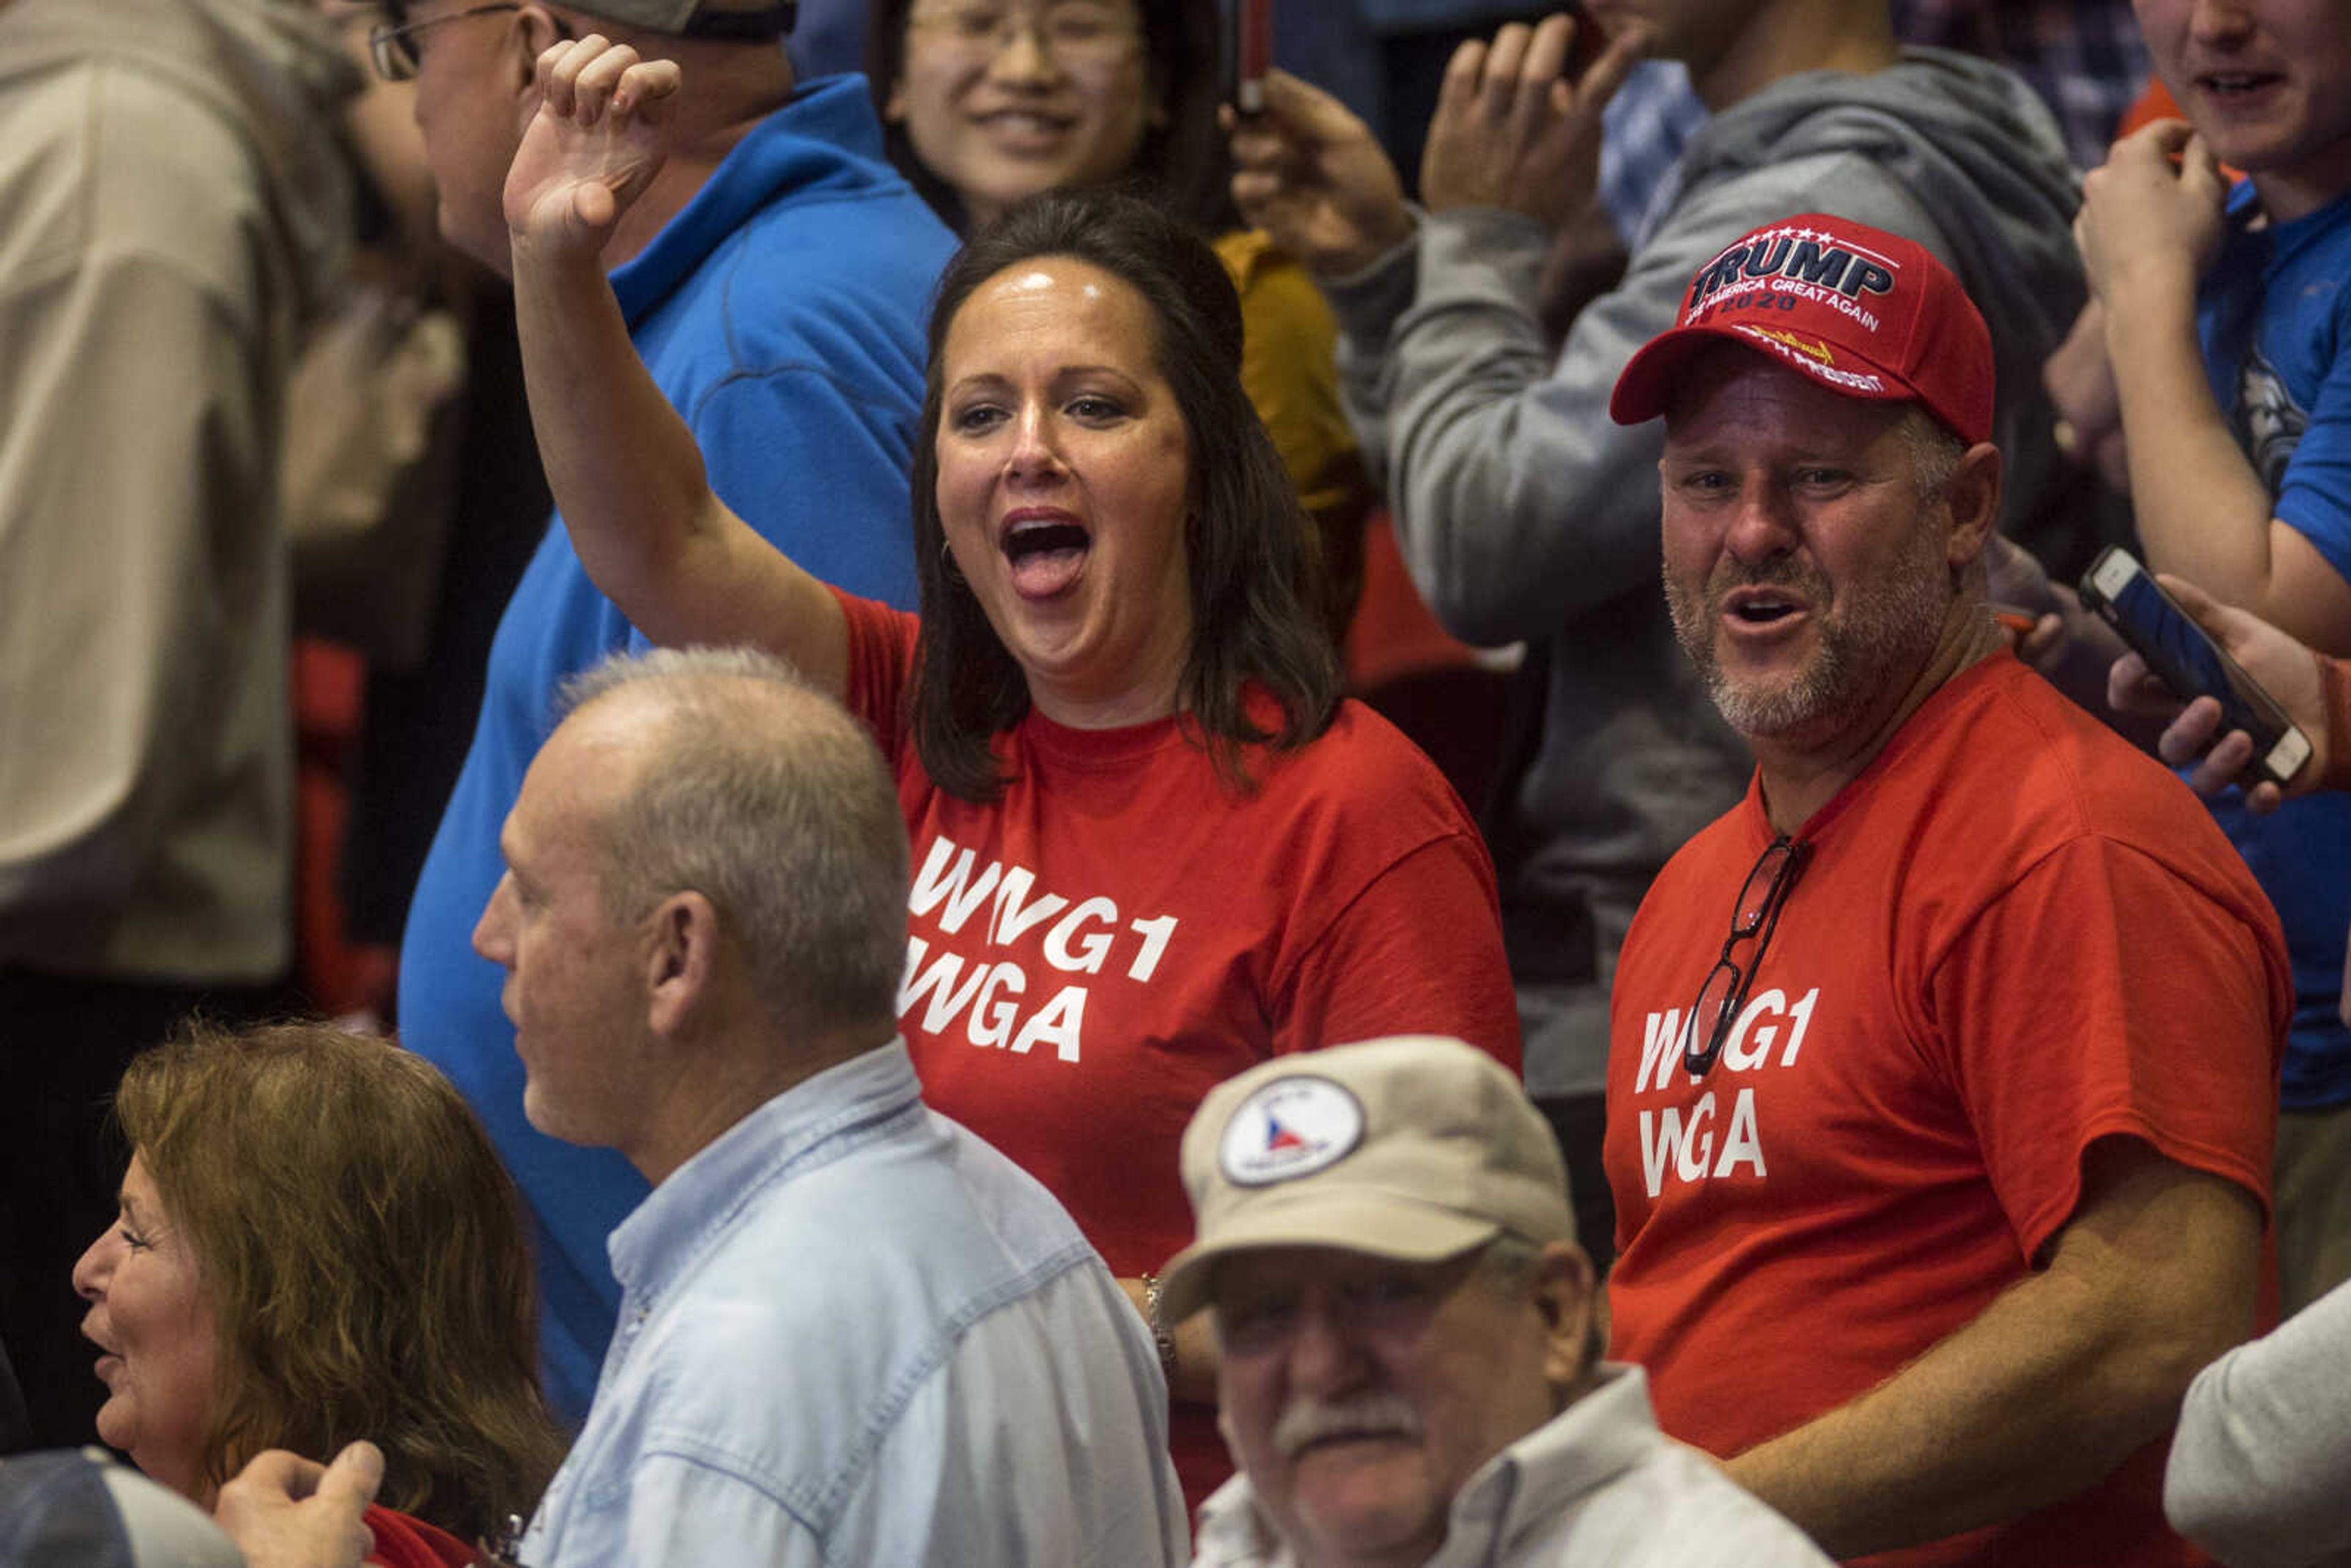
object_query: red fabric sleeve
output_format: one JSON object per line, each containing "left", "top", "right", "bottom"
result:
{"left": 361, "top": 1505, "right": 475, "bottom": 1568}
{"left": 829, "top": 584, "right": 920, "bottom": 768}
{"left": 1272, "top": 833, "right": 1523, "bottom": 1073}
{"left": 1926, "top": 835, "right": 2283, "bottom": 1264}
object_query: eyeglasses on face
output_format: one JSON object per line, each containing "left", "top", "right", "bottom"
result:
{"left": 1682, "top": 834, "right": 1809, "bottom": 1077}
{"left": 367, "top": 2, "right": 523, "bottom": 81}
{"left": 906, "top": 1, "right": 1143, "bottom": 66}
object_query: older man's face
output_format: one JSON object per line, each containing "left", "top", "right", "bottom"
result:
{"left": 1214, "top": 1246, "right": 1564, "bottom": 1566}
{"left": 1660, "top": 350, "right": 1958, "bottom": 752}
{"left": 473, "top": 703, "right": 664, "bottom": 1153}
{"left": 403, "top": 0, "right": 537, "bottom": 272}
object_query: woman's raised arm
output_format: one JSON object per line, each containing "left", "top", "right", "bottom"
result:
{"left": 502, "top": 37, "right": 849, "bottom": 695}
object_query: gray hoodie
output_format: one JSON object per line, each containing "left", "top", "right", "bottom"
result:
{"left": 1325, "top": 48, "right": 2087, "bottom": 1099}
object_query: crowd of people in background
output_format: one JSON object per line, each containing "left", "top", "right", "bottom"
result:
{"left": 2, "top": 0, "right": 2349, "bottom": 1564}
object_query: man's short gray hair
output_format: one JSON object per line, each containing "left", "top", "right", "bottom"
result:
{"left": 1475, "top": 1235, "right": 1605, "bottom": 1374}
{"left": 1897, "top": 406, "right": 1968, "bottom": 501}
{"left": 1474, "top": 1234, "right": 1546, "bottom": 1291}
{"left": 558, "top": 647, "right": 909, "bottom": 1038}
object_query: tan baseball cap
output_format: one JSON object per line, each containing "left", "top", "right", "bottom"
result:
{"left": 1158, "top": 1037, "right": 1574, "bottom": 1324}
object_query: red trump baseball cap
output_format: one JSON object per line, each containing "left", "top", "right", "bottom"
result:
{"left": 1609, "top": 214, "right": 1994, "bottom": 445}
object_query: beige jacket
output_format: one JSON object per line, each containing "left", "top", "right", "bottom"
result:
{"left": 0, "top": 0, "right": 353, "bottom": 980}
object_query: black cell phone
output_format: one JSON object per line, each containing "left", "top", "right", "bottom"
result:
{"left": 1227, "top": 0, "right": 1272, "bottom": 114}
{"left": 1559, "top": 0, "right": 1610, "bottom": 78}
{"left": 2079, "top": 544, "right": 2313, "bottom": 789}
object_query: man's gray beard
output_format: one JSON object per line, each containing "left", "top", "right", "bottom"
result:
{"left": 1665, "top": 539, "right": 1951, "bottom": 741}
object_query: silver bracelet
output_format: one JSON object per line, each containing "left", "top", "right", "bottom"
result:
{"left": 1140, "top": 1271, "right": 1177, "bottom": 1375}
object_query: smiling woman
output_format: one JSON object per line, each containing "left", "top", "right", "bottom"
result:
{"left": 866, "top": 0, "right": 1226, "bottom": 234}
{"left": 504, "top": 39, "right": 1521, "bottom": 1506}
{"left": 72, "top": 1154, "right": 215, "bottom": 1499}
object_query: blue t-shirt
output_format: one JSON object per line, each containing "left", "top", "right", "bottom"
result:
{"left": 2197, "top": 182, "right": 2351, "bottom": 1110}
{"left": 2200, "top": 182, "right": 2351, "bottom": 577}
{"left": 397, "top": 75, "right": 954, "bottom": 1421}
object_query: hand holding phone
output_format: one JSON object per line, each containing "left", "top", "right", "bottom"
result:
{"left": 2079, "top": 546, "right": 2315, "bottom": 791}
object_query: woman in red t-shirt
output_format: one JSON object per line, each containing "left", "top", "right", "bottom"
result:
{"left": 506, "top": 40, "right": 1521, "bottom": 1502}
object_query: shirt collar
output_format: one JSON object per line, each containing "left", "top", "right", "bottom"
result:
{"left": 606, "top": 1039, "right": 924, "bottom": 1307}
{"left": 1448, "top": 1364, "right": 1659, "bottom": 1551}
{"left": 607, "top": 73, "right": 891, "bottom": 325}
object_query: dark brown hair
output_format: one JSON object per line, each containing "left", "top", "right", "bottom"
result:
{"left": 907, "top": 187, "right": 1339, "bottom": 798}
{"left": 864, "top": 0, "right": 1237, "bottom": 234}
{"left": 113, "top": 1022, "right": 566, "bottom": 1539}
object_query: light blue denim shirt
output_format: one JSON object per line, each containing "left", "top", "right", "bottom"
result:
{"left": 520, "top": 1040, "right": 1188, "bottom": 1567}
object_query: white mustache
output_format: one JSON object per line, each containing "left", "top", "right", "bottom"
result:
{"left": 1273, "top": 1394, "right": 1424, "bottom": 1458}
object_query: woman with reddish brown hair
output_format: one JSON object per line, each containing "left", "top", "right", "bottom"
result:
{"left": 72, "top": 1022, "right": 565, "bottom": 1565}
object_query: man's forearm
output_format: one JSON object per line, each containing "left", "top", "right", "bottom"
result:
{"left": 1726, "top": 1264, "right": 2176, "bottom": 1555}
{"left": 1324, "top": 219, "right": 1423, "bottom": 501}
{"left": 1725, "top": 1155, "right": 2259, "bottom": 1558}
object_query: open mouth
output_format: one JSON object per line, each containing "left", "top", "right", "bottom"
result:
{"left": 1002, "top": 516, "right": 1091, "bottom": 598}
{"left": 2198, "top": 70, "right": 2283, "bottom": 97}
{"left": 1725, "top": 590, "right": 1805, "bottom": 626}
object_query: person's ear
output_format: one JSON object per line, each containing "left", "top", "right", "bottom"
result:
{"left": 508, "top": 3, "right": 574, "bottom": 92}
{"left": 643, "top": 890, "right": 720, "bottom": 1037}
{"left": 883, "top": 23, "right": 911, "bottom": 126}
{"left": 1533, "top": 1241, "right": 1599, "bottom": 1390}
{"left": 1943, "top": 441, "right": 2004, "bottom": 571}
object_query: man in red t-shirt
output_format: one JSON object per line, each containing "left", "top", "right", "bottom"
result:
{"left": 1600, "top": 214, "right": 2290, "bottom": 1566}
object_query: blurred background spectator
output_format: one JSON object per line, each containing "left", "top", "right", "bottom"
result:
{"left": 0, "top": 0, "right": 353, "bottom": 1452}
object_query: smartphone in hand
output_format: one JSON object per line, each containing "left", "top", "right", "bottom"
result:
{"left": 1228, "top": 0, "right": 1272, "bottom": 113}
{"left": 2079, "top": 545, "right": 2314, "bottom": 789}
{"left": 1559, "top": 0, "right": 1610, "bottom": 77}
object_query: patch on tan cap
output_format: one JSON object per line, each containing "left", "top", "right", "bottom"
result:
{"left": 1218, "top": 1076, "right": 1365, "bottom": 1187}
